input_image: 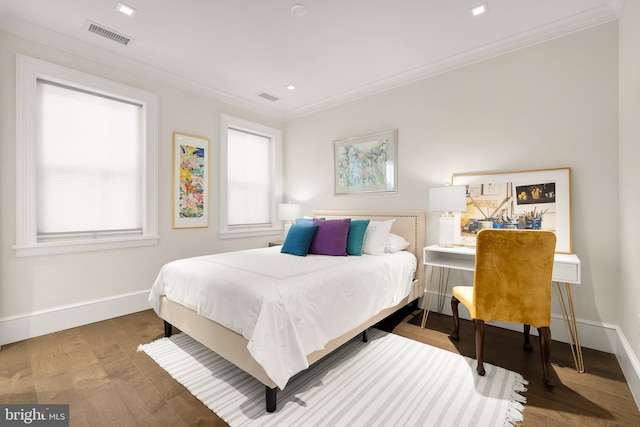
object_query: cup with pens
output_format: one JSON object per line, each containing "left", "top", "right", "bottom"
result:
{"left": 524, "top": 208, "right": 547, "bottom": 230}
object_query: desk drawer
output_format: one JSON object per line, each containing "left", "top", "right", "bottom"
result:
{"left": 552, "top": 262, "right": 580, "bottom": 284}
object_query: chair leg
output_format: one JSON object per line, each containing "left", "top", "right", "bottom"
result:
{"left": 474, "top": 319, "right": 486, "bottom": 376}
{"left": 449, "top": 295, "right": 460, "bottom": 341}
{"left": 538, "top": 326, "right": 555, "bottom": 388}
{"left": 523, "top": 324, "right": 533, "bottom": 351}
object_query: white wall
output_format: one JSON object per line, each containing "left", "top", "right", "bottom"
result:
{"left": 284, "top": 22, "right": 620, "bottom": 353}
{"left": 618, "top": 1, "right": 640, "bottom": 407}
{"left": 0, "top": 31, "right": 283, "bottom": 343}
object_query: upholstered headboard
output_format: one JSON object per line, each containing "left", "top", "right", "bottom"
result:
{"left": 312, "top": 210, "right": 426, "bottom": 293}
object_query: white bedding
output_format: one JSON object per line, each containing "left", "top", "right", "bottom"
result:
{"left": 148, "top": 246, "right": 417, "bottom": 389}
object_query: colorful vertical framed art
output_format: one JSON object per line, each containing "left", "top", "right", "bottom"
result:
{"left": 173, "top": 132, "right": 209, "bottom": 228}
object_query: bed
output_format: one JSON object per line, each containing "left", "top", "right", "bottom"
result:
{"left": 149, "top": 210, "right": 425, "bottom": 412}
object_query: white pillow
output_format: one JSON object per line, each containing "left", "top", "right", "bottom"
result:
{"left": 385, "top": 233, "right": 410, "bottom": 253}
{"left": 362, "top": 219, "right": 395, "bottom": 255}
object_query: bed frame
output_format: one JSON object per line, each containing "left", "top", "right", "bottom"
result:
{"left": 158, "top": 210, "right": 425, "bottom": 412}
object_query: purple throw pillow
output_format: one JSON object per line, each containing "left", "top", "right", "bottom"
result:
{"left": 308, "top": 218, "right": 351, "bottom": 256}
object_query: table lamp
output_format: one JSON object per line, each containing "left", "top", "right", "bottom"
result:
{"left": 429, "top": 185, "right": 466, "bottom": 247}
{"left": 279, "top": 202, "right": 301, "bottom": 237}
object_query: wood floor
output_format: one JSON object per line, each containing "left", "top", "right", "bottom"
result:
{"left": 1, "top": 308, "right": 639, "bottom": 426}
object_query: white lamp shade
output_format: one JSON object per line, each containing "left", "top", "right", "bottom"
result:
{"left": 429, "top": 186, "right": 466, "bottom": 212}
{"left": 278, "top": 203, "right": 301, "bottom": 221}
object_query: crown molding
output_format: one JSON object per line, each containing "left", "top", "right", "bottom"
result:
{"left": 610, "top": 0, "right": 625, "bottom": 17}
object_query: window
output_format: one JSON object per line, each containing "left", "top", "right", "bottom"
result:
{"left": 219, "top": 114, "right": 282, "bottom": 238}
{"left": 15, "top": 55, "right": 158, "bottom": 256}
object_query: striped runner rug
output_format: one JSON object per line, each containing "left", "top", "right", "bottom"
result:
{"left": 139, "top": 329, "right": 527, "bottom": 426}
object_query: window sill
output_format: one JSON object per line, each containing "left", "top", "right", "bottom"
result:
{"left": 14, "top": 236, "right": 160, "bottom": 257}
{"left": 218, "top": 227, "right": 282, "bottom": 240}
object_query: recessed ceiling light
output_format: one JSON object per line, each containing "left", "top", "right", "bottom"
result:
{"left": 116, "top": 2, "right": 136, "bottom": 17}
{"left": 471, "top": 3, "right": 488, "bottom": 16}
{"left": 291, "top": 4, "right": 307, "bottom": 17}
{"left": 286, "top": 85, "right": 297, "bottom": 91}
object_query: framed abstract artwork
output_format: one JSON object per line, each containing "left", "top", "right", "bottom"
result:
{"left": 173, "top": 132, "right": 209, "bottom": 228}
{"left": 333, "top": 130, "right": 397, "bottom": 194}
{"left": 452, "top": 167, "right": 572, "bottom": 253}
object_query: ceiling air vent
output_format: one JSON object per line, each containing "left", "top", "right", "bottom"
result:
{"left": 85, "top": 21, "right": 133, "bottom": 46}
{"left": 258, "top": 92, "right": 279, "bottom": 102}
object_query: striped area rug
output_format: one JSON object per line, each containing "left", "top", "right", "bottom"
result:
{"left": 139, "top": 329, "right": 527, "bottom": 426}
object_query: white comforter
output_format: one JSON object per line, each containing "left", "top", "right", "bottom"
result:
{"left": 148, "top": 246, "right": 416, "bottom": 389}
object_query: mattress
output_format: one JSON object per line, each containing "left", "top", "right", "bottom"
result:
{"left": 148, "top": 246, "right": 417, "bottom": 389}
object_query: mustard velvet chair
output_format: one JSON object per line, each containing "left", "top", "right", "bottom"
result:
{"left": 449, "top": 229, "right": 557, "bottom": 387}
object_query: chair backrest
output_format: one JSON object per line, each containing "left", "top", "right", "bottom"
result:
{"left": 473, "top": 229, "right": 556, "bottom": 328}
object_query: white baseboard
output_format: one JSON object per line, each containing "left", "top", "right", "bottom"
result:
{"left": 0, "top": 290, "right": 151, "bottom": 345}
{"left": 615, "top": 328, "right": 640, "bottom": 411}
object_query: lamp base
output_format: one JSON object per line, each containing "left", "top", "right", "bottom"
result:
{"left": 438, "top": 213, "right": 455, "bottom": 248}
{"left": 284, "top": 222, "right": 293, "bottom": 238}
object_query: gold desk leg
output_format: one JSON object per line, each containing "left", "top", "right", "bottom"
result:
{"left": 421, "top": 266, "right": 449, "bottom": 328}
{"left": 420, "top": 266, "right": 443, "bottom": 329}
{"left": 437, "top": 267, "right": 450, "bottom": 313}
{"left": 555, "top": 281, "right": 585, "bottom": 373}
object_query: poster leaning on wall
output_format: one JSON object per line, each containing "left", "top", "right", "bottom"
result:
{"left": 452, "top": 167, "right": 572, "bottom": 253}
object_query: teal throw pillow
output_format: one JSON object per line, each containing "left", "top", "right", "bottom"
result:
{"left": 280, "top": 224, "right": 319, "bottom": 256}
{"left": 346, "top": 219, "right": 370, "bottom": 255}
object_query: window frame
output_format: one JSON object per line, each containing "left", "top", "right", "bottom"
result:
{"left": 219, "top": 113, "right": 283, "bottom": 239}
{"left": 14, "top": 55, "right": 159, "bottom": 256}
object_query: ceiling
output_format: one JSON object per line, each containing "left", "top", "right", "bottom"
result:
{"left": 0, "top": 0, "right": 622, "bottom": 120}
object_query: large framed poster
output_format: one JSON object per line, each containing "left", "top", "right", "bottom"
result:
{"left": 452, "top": 167, "right": 572, "bottom": 253}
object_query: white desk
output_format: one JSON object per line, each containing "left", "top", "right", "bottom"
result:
{"left": 421, "top": 244, "right": 584, "bottom": 373}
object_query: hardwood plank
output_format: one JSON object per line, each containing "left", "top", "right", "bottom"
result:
{"left": 56, "top": 328, "right": 100, "bottom": 373}
{"left": 28, "top": 333, "right": 66, "bottom": 379}
{"left": 34, "top": 371, "right": 74, "bottom": 404}
{"left": 168, "top": 392, "right": 225, "bottom": 426}
{"left": 75, "top": 382, "right": 136, "bottom": 427}
{"left": 0, "top": 340, "right": 37, "bottom": 404}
